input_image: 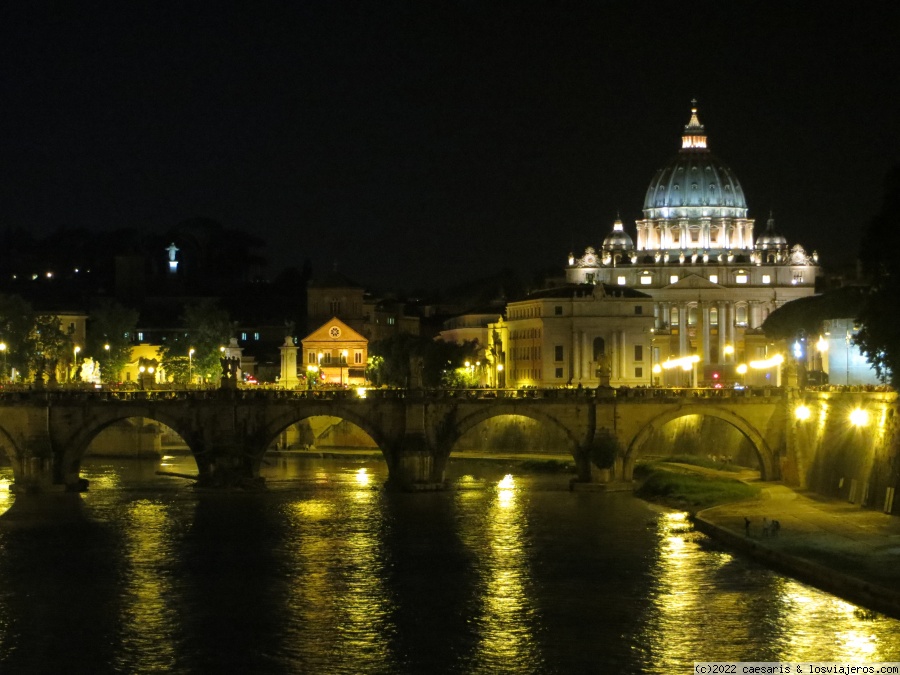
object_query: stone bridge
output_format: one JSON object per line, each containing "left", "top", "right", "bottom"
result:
{"left": 0, "top": 387, "right": 791, "bottom": 492}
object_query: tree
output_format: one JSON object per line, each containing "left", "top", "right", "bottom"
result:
{"left": 86, "top": 300, "right": 138, "bottom": 383}
{"left": 855, "top": 165, "right": 900, "bottom": 386}
{"left": 27, "top": 315, "right": 73, "bottom": 384}
{"left": 160, "top": 299, "right": 234, "bottom": 385}
{"left": 0, "top": 293, "right": 35, "bottom": 380}
{"left": 368, "top": 334, "right": 481, "bottom": 388}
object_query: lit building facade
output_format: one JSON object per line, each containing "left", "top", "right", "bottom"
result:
{"left": 498, "top": 103, "right": 822, "bottom": 388}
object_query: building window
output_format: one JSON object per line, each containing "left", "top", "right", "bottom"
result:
{"left": 670, "top": 275, "right": 679, "bottom": 284}
{"left": 634, "top": 345, "right": 644, "bottom": 362}
{"left": 710, "top": 307, "right": 718, "bottom": 325}
{"left": 254, "top": 332, "right": 260, "bottom": 340}
{"left": 555, "top": 367, "right": 563, "bottom": 378}
{"left": 634, "top": 305, "right": 643, "bottom": 315}
{"left": 635, "top": 367, "right": 643, "bottom": 378}
{"left": 617, "top": 275, "right": 626, "bottom": 285}
{"left": 555, "top": 305, "right": 562, "bottom": 315}
{"left": 709, "top": 274, "right": 718, "bottom": 284}
{"left": 736, "top": 305, "right": 748, "bottom": 326}
{"left": 387, "top": 316, "right": 396, "bottom": 325}
{"left": 762, "top": 274, "right": 771, "bottom": 284}
{"left": 735, "top": 271, "right": 748, "bottom": 284}
{"left": 793, "top": 272, "right": 804, "bottom": 284}
{"left": 308, "top": 351, "right": 317, "bottom": 364}
{"left": 354, "top": 350, "right": 363, "bottom": 364}
{"left": 241, "top": 332, "right": 248, "bottom": 341}
{"left": 554, "top": 345, "right": 563, "bottom": 362}
{"left": 324, "top": 353, "right": 332, "bottom": 364}
{"left": 688, "top": 306, "right": 698, "bottom": 326}
{"left": 137, "top": 332, "right": 144, "bottom": 341}
{"left": 640, "top": 275, "right": 652, "bottom": 285}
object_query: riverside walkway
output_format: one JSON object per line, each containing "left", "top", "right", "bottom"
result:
{"left": 692, "top": 475, "right": 900, "bottom": 619}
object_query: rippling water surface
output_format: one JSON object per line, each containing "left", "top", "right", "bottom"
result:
{"left": 1, "top": 455, "right": 899, "bottom": 674}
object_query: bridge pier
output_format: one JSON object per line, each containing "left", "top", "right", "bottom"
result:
{"left": 385, "top": 401, "right": 447, "bottom": 491}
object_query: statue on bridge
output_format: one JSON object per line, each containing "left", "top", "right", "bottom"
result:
{"left": 80, "top": 358, "right": 102, "bottom": 385}
{"left": 596, "top": 353, "right": 611, "bottom": 388}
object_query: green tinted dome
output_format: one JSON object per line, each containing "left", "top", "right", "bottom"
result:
{"left": 643, "top": 103, "right": 748, "bottom": 220}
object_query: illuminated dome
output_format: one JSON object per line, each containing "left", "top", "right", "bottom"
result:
{"left": 755, "top": 214, "right": 788, "bottom": 250}
{"left": 642, "top": 103, "right": 748, "bottom": 220}
{"left": 602, "top": 217, "right": 634, "bottom": 251}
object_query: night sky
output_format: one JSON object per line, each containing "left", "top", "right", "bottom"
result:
{"left": 2, "top": 3, "right": 897, "bottom": 292}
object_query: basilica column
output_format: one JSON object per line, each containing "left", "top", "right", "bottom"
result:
{"left": 717, "top": 300, "right": 726, "bottom": 364}
{"left": 701, "top": 303, "right": 711, "bottom": 365}
{"left": 678, "top": 304, "right": 688, "bottom": 356}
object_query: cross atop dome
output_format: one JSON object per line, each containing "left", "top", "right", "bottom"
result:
{"left": 681, "top": 99, "right": 708, "bottom": 150}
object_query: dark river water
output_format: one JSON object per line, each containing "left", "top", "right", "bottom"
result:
{"left": 1, "top": 455, "right": 899, "bottom": 674}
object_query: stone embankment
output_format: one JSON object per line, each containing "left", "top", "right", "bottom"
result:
{"left": 694, "top": 481, "right": 900, "bottom": 620}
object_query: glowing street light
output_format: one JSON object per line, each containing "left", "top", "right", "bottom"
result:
{"left": 341, "top": 349, "right": 348, "bottom": 387}
{"left": 849, "top": 408, "right": 869, "bottom": 427}
{"left": 188, "top": 348, "right": 195, "bottom": 387}
{"left": 496, "top": 363, "right": 504, "bottom": 389}
{"left": 73, "top": 345, "right": 81, "bottom": 383}
{"left": 736, "top": 363, "right": 748, "bottom": 387}
{"left": 0, "top": 342, "right": 6, "bottom": 383}
{"left": 795, "top": 404, "right": 811, "bottom": 421}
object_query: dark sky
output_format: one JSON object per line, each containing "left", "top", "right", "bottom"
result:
{"left": 2, "top": 2, "right": 897, "bottom": 292}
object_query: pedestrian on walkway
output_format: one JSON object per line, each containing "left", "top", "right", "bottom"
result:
{"left": 744, "top": 517, "right": 751, "bottom": 536}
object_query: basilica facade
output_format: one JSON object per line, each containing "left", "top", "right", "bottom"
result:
{"left": 490, "top": 103, "right": 822, "bottom": 388}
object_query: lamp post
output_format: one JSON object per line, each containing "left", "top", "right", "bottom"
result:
{"left": 341, "top": 349, "right": 348, "bottom": 387}
{"left": 496, "top": 363, "right": 504, "bottom": 390}
{"left": 73, "top": 345, "right": 81, "bottom": 383}
{"left": 0, "top": 342, "right": 6, "bottom": 384}
{"left": 736, "top": 363, "right": 748, "bottom": 388}
{"left": 188, "top": 348, "right": 195, "bottom": 388}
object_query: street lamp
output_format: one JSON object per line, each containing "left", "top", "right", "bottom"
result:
{"left": 496, "top": 363, "right": 504, "bottom": 389}
{"left": 188, "top": 348, "right": 195, "bottom": 387}
{"left": 736, "top": 363, "right": 748, "bottom": 387}
{"left": 73, "top": 345, "right": 81, "bottom": 383}
{"left": 0, "top": 342, "right": 6, "bottom": 383}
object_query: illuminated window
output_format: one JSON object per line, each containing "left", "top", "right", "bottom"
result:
{"left": 710, "top": 307, "right": 718, "bottom": 325}
{"left": 762, "top": 274, "right": 771, "bottom": 284}
{"left": 354, "top": 350, "right": 363, "bottom": 364}
{"left": 793, "top": 272, "right": 804, "bottom": 284}
{"left": 640, "top": 275, "right": 652, "bottom": 285}
{"left": 254, "top": 332, "right": 260, "bottom": 340}
{"left": 688, "top": 306, "right": 698, "bottom": 326}
{"left": 241, "top": 332, "right": 247, "bottom": 340}
{"left": 735, "top": 273, "right": 748, "bottom": 284}
{"left": 709, "top": 274, "right": 718, "bottom": 284}
{"left": 137, "top": 332, "right": 144, "bottom": 341}
{"left": 670, "top": 275, "right": 679, "bottom": 284}
{"left": 617, "top": 275, "right": 626, "bottom": 285}
{"left": 736, "top": 305, "right": 748, "bottom": 325}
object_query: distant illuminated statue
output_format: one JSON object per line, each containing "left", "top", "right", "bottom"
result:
{"left": 80, "top": 358, "right": 101, "bottom": 385}
{"left": 166, "top": 242, "right": 180, "bottom": 273}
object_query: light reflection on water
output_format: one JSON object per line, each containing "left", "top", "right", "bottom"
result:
{"left": 1, "top": 456, "right": 900, "bottom": 673}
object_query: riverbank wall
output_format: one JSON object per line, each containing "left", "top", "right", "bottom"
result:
{"left": 786, "top": 390, "right": 899, "bottom": 513}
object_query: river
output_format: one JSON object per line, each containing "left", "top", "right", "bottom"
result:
{"left": 1, "top": 455, "right": 899, "bottom": 674}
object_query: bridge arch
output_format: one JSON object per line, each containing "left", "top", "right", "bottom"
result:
{"left": 438, "top": 404, "right": 582, "bottom": 459}
{"left": 257, "top": 404, "right": 392, "bottom": 461}
{"left": 623, "top": 404, "right": 776, "bottom": 481}
{"left": 57, "top": 406, "right": 198, "bottom": 483}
